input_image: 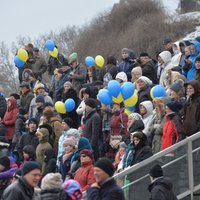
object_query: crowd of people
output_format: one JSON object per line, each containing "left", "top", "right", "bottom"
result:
{"left": 0, "top": 36, "right": 200, "bottom": 199}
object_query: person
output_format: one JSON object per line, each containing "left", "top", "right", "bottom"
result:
{"left": 19, "top": 81, "right": 34, "bottom": 114}
{"left": 82, "top": 98, "right": 102, "bottom": 160}
{"left": 195, "top": 55, "right": 200, "bottom": 82}
{"left": 31, "top": 47, "right": 47, "bottom": 80}
{"left": 85, "top": 66, "right": 97, "bottom": 85}
{"left": 148, "top": 164, "right": 177, "bottom": 200}
{"left": 18, "top": 118, "right": 39, "bottom": 163}
{"left": 2, "top": 98, "right": 19, "bottom": 145}
{"left": 163, "top": 37, "right": 174, "bottom": 56}
{"left": 2, "top": 161, "right": 41, "bottom": 200}
{"left": 139, "top": 52, "right": 158, "bottom": 84}
{"left": 35, "top": 95, "right": 45, "bottom": 122}
{"left": 68, "top": 52, "right": 87, "bottom": 95}
{"left": 118, "top": 48, "right": 135, "bottom": 81}
{"left": 87, "top": 157, "right": 125, "bottom": 200}
{"left": 0, "top": 92, "right": 7, "bottom": 119}
{"left": 182, "top": 80, "right": 200, "bottom": 136}
{"left": 35, "top": 128, "right": 52, "bottom": 174}
{"left": 39, "top": 172, "right": 67, "bottom": 200}
{"left": 74, "top": 149, "right": 95, "bottom": 192}
{"left": 115, "top": 72, "right": 128, "bottom": 84}
{"left": 131, "top": 66, "right": 142, "bottom": 83}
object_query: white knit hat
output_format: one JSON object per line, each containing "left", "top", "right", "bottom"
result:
{"left": 137, "top": 76, "right": 152, "bottom": 85}
{"left": 116, "top": 72, "right": 128, "bottom": 82}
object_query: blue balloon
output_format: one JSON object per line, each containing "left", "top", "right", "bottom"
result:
{"left": 44, "top": 39, "right": 55, "bottom": 51}
{"left": 14, "top": 55, "right": 25, "bottom": 69}
{"left": 64, "top": 98, "right": 75, "bottom": 112}
{"left": 121, "top": 82, "right": 135, "bottom": 100}
{"left": 85, "top": 56, "right": 95, "bottom": 67}
{"left": 151, "top": 85, "right": 166, "bottom": 98}
{"left": 97, "top": 89, "right": 112, "bottom": 105}
{"left": 107, "top": 80, "right": 121, "bottom": 97}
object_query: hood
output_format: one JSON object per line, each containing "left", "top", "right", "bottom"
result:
{"left": 172, "top": 41, "right": 180, "bottom": 55}
{"left": 140, "top": 100, "right": 154, "bottom": 117}
{"left": 23, "top": 145, "right": 36, "bottom": 160}
{"left": 148, "top": 177, "right": 173, "bottom": 192}
{"left": 8, "top": 98, "right": 17, "bottom": 111}
{"left": 159, "top": 51, "right": 171, "bottom": 64}
{"left": 190, "top": 41, "right": 200, "bottom": 56}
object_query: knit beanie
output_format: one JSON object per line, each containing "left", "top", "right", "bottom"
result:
{"left": 84, "top": 98, "right": 97, "bottom": 109}
{"left": 64, "top": 81, "right": 73, "bottom": 88}
{"left": 129, "top": 113, "right": 142, "bottom": 121}
{"left": 166, "top": 101, "right": 182, "bottom": 112}
{"left": 67, "top": 128, "right": 80, "bottom": 139}
{"left": 69, "top": 52, "right": 78, "bottom": 64}
{"left": 80, "top": 149, "right": 93, "bottom": 160}
{"left": 41, "top": 173, "right": 63, "bottom": 190}
{"left": 94, "top": 157, "right": 114, "bottom": 177}
{"left": 63, "top": 138, "right": 76, "bottom": 147}
{"left": 137, "top": 76, "right": 152, "bottom": 85}
{"left": 77, "top": 137, "right": 92, "bottom": 151}
{"left": 63, "top": 179, "right": 82, "bottom": 200}
{"left": 36, "top": 83, "right": 45, "bottom": 90}
{"left": 63, "top": 117, "right": 74, "bottom": 128}
{"left": 149, "top": 164, "right": 163, "bottom": 178}
{"left": 121, "top": 48, "right": 129, "bottom": 53}
{"left": 170, "top": 80, "right": 184, "bottom": 93}
{"left": 0, "top": 156, "right": 10, "bottom": 170}
{"left": 36, "top": 95, "right": 45, "bottom": 104}
{"left": 21, "top": 161, "right": 41, "bottom": 175}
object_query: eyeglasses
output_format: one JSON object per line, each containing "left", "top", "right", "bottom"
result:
{"left": 81, "top": 154, "right": 87, "bottom": 158}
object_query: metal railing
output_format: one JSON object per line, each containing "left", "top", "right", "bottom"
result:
{"left": 114, "top": 131, "right": 200, "bottom": 200}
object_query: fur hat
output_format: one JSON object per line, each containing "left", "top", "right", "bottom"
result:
{"left": 95, "top": 157, "right": 114, "bottom": 177}
{"left": 36, "top": 95, "right": 45, "bottom": 103}
{"left": 21, "top": 161, "right": 41, "bottom": 176}
{"left": 0, "top": 156, "right": 10, "bottom": 170}
{"left": 149, "top": 164, "right": 163, "bottom": 178}
{"left": 41, "top": 173, "right": 63, "bottom": 190}
{"left": 80, "top": 149, "right": 93, "bottom": 160}
{"left": 63, "top": 138, "right": 76, "bottom": 147}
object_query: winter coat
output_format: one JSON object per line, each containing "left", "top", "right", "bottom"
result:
{"left": 140, "top": 101, "right": 154, "bottom": 137}
{"left": 118, "top": 58, "right": 134, "bottom": 82}
{"left": 183, "top": 41, "right": 200, "bottom": 81}
{"left": 110, "top": 110, "right": 128, "bottom": 136}
{"left": 183, "top": 80, "right": 200, "bottom": 136}
{"left": 86, "top": 177, "right": 125, "bottom": 200}
{"left": 0, "top": 95, "right": 7, "bottom": 119}
{"left": 162, "top": 113, "right": 181, "bottom": 150}
{"left": 43, "top": 148, "right": 56, "bottom": 176}
{"left": 38, "top": 189, "right": 67, "bottom": 200}
{"left": 135, "top": 84, "right": 152, "bottom": 113}
{"left": 148, "top": 177, "right": 177, "bottom": 200}
{"left": 12, "top": 114, "right": 26, "bottom": 148}
{"left": 29, "top": 94, "right": 53, "bottom": 119}
{"left": 18, "top": 131, "right": 39, "bottom": 162}
{"left": 141, "top": 59, "right": 158, "bottom": 84}
{"left": 3, "top": 98, "right": 18, "bottom": 140}
{"left": 70, "top": 63, "right": 87, "bottom": 95}
{"left": 36, "top": 135, "right": 52, "bottom": 174}
{"left": 74, "top": 161, "right": 96, "bottom": 192}
{"left": 20, "top": 90, "right": 34, "bottom": 114}
{"left": 82, "top": 110, "right": 101, "bottom": 160}
{"left": 2, "top": 177, "right": 35, "bottom": 200}
{"left": 31, "top": 56, "right": 47, "bottom": 79}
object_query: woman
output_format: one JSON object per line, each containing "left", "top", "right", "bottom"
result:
{"left": 85, "top": 66, "right": 97, "bottom": 85}
{"left": 182, "top": 80, "right": 200, "bottom": 136}
{"left": 2, "top": 98, "right": 18, "bottom": 145}
{"left": 74, "top": 149, "right": 95, "bottom": 192}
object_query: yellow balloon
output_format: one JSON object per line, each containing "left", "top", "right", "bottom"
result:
{"left": 49, "top": 47, "right": 58, "bottom": 58}
{"left": 17, "top": 48, "right": 28, "bottom": 62}
{"left": 112, "top": 93, "right": 123, "bottom": 104}
{"left": 150, "top": 89, "right": 154, "bottom": 100}
{"left": 124, "top": 108, "right": 133, "bottom": 115}
{"left": 124, "top": 90, "right": 138, "bottom": 107}
{"left": 55, "top": 101, "right": 66, "bottom": 114}
{"left": 95, "top": 55, "right": 105, "bottom": 68}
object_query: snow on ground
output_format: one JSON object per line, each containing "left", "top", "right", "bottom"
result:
{"left": 160, "top": 0, "right": 180, "bottom": 15}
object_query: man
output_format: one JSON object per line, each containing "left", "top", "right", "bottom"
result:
{"left": 29, "top": 83, "right": 52, "bottom": 118}
{"left": 31, "top": 47, "right": 47, "bottom": 80}
{"left": 82, "top": 98, "right": 101, "bottom": 160}
{"left": 163, "top": 37, "right": 174, "bottom": 56}
{"left": 35, "top": 95, "right": 45, "bottom": 122}
{"left": 18, "top": 118, "right": 39, "bottom": 163}
{"left": 68, "top": 52, "right": 87, "bottom": 95}
{"left": 148, "top": 164, "right": 177, "bottom": 200}
{"left": 2, "top": 161, "right": 41, "bottom": 200}
{"left": 139, "top": 52, "right": 158, "bottom": 84}
{"left": 87, "top": 157, "right": 125, "bottom": 200}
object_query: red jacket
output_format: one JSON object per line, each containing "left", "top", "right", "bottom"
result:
{"left": 3, "top": 98, "right": 18, "bottom": 140}
{"left": 74, "top": 161, "right": 95, "bottom": 192}
{"left": 110, "top": 110, "right": 128, "bottom": 136}
{"left": 162, "top": 114, "right": 179, "bottom": 150}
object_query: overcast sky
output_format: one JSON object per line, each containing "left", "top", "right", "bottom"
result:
{"left": 0, "top": 0, "right": 119, "bottom": 44}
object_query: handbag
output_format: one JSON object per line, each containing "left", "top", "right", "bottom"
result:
{"left": 109, "top": 135, "right": 123, "bottom": 149}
